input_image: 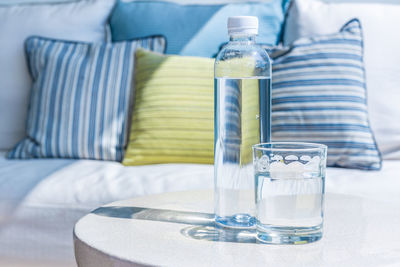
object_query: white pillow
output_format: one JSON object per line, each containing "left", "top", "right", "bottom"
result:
{"left": 0, "top": 0, "right": 115, "bottom": 151}
{"left": 284, "top": 0, "right": 400, "bottom": 160}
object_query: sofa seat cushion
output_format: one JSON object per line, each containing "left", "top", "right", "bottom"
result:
{"left": 0, "top": 153, "right": 213, "bottom": 262}
{"left": 0, "top": 153, "right": 399, "bottom": 222}
{"left": 0, "top": 156, "right": 213, "bottom": 211}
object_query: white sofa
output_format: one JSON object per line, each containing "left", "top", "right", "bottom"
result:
{"left": 1, "top": 152, "right": 400, "bottom": 266}
{"left": 1, "top": 0, "right": 400, "bottom": 266}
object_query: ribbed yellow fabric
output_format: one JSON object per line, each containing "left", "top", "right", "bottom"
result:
{"left": 240, "top": 79, "right": 260, "bottom": 164}
{"left": 123, "top": 49, "right": 215, "bottom": 165}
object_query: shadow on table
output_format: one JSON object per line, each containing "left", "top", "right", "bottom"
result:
{"left": 92, "top": 206, "right": 257, "bottom": 243}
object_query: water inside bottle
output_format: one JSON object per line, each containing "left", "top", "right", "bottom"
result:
{"left": 214, "top": 77, "right": 271, "bottom": 228}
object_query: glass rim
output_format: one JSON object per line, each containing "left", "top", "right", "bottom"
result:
{"left": 252, "top": 142, "right": 327, "bottom": 152}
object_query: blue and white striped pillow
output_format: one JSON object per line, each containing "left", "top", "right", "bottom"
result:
{"left": 271, "top": 19, "right": 381, "bottom": 170}
{"left": 8, "top": 36, "right": 165, "bottom": 161}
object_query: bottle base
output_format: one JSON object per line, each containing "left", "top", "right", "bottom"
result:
{"left": 215, "top": 214, "right": 256, "bottom": 229}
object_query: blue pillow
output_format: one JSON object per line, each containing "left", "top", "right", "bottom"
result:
{"left": 110, "top": 0, "right": 290, "bottom": 57}
{"left": 7, "top": 36, "right": 166, "bottom": 161}
{"left": 270, "top": 19, "right": 382, "bottom": 170}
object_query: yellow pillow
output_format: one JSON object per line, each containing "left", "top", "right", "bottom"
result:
{"left": 123, "top": 50, "right": 215, "bottom": 165}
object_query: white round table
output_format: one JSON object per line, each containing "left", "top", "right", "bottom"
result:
{"left": 74, "top": 190, "right": 400, "bottom": 267}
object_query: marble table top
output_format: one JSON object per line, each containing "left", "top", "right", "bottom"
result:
{"left": 74, "top": 190, "right": 400, "bottom": 267}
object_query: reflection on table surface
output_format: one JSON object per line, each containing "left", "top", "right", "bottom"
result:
{"left": 92, "top": 206, "right": 257, "bottom": 243}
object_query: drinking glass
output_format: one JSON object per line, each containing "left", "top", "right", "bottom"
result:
{"left": 253, "top": 142, "right": 327, "bottom": 244}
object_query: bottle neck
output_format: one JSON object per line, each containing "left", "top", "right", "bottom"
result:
{"left": 229, "top": 34, "right": 256, "bottom": 44}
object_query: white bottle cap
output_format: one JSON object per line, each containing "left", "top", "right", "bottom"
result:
{"left": 227, "top": 16, "right": 258, "bottom": 35}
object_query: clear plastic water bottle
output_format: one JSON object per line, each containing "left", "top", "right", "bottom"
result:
{"left": 214, "top": 16, "right": 272, "bottom": 228}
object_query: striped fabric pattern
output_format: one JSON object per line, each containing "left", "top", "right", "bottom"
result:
{"left": 8, "top": 36, "right": 165, "bottom": 161}
{"left": 123, "top": 49, "right": 215, "bottom": 165}
{"left": 271, "top": 19, "right": 381, "bottom": 170}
